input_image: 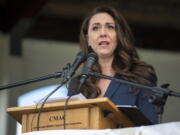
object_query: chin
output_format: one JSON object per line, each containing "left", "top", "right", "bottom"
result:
{"left": 98, "top": 52, "right": 114, "bottom": 59}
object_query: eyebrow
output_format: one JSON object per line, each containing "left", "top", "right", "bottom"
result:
{"left": 91, "top": 22, "right": 115, "bottom": 26}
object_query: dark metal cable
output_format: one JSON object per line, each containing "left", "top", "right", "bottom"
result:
{"left": 36, "top": 82, "right": 65, "bottom": 131}
{"left": 63, "top": 95, "right": 72, "bottom": 129}
{"left": 63, "top": 79, "right": 83, "bottom": 129}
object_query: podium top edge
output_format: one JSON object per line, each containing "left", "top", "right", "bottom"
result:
{"left": 6, "top": 97, "right": 111, "bottom": 111}
{"left": 6, "top": 97, "right": 118, "bottom": 123}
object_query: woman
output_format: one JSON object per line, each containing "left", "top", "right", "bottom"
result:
{"left": 68, "top": 5, "right": 158, "bottom": 124}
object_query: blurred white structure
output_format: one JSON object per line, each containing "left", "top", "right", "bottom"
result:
{"left": 16, "top": 84, "right": 68, "bottom": 135}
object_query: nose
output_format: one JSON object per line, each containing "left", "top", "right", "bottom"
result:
{"left": 99, "top": 27, "right": 107, "bottom": 37}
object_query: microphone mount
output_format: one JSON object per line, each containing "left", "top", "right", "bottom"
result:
{"left": 0, "top": 71, "right": 64, "bottom": 91}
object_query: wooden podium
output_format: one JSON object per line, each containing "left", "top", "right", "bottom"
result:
{"left": 6, "top": 97, "right": 135, "bottom": 133}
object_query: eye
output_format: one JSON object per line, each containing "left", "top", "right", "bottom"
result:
{"left": 107, "top": 25, "right": 115, "bottom": 30}
{"left": 92, "top": 25, "right": 100, "bottom": 31}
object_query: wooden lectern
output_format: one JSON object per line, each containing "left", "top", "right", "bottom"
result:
{"left": 6, "top": 97, "right": 135, "bottom": 133}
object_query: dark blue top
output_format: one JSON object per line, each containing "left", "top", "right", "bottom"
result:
{"left": 68, "top": 74, "right": 158, "bottom": 124}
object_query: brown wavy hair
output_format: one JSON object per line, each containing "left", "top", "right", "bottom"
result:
{"left": 69, "top": 5, "right": 157, "bottom": 98}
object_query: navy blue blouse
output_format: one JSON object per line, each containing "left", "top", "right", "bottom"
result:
{"left": 68, "top": 74, "right": 158, "bottom": 124}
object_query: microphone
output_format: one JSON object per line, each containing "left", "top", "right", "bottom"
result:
{"left": 66, "top": 52, "right": 86, "bottom": 79}
{"left": 79, "top": 52, "right": 98, "bottom": 85}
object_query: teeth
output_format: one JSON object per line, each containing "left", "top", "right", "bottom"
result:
{"left": 99, "top": 41, "right": 109, "bottom": 45}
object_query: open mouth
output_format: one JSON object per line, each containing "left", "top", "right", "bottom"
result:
{"left": 98, "top": 41, "right": 110, "bottom": 46}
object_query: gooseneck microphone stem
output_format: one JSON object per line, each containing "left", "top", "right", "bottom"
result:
{"left": 89, "top": 71, "right": 180, "bottom": 98}
{"left": 0, "top": 72, "right": 62, "bottom": 91}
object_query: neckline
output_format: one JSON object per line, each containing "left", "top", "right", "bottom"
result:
{"left": 103, "top": 73, "right": 121, "bottom": 96}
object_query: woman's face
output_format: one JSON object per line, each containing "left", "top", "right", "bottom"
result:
{"left": 87, "top": 12, "right": 117, "bottom": 59}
